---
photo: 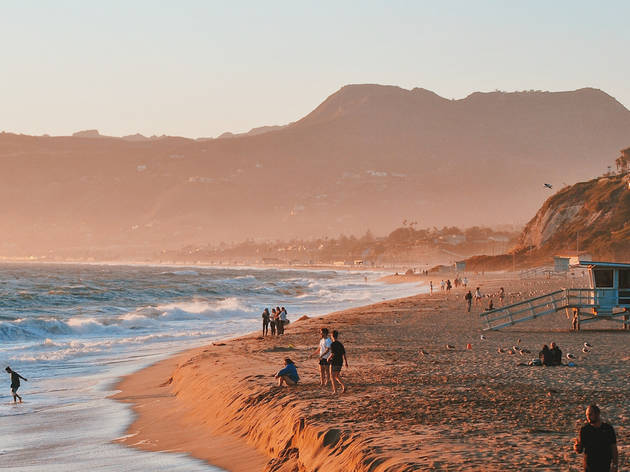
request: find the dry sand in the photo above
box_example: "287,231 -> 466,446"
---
114,272 -> 630,471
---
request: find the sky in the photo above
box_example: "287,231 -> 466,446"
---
1,0 -> 629,138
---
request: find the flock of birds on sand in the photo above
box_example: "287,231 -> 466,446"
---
417,338 -> 594,363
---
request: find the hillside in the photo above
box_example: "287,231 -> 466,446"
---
466,172 -> 630,270
2,84 -> 630,257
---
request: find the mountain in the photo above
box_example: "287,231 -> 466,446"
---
2,84 -> 630,258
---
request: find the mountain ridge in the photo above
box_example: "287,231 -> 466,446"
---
1,84 -> 630,257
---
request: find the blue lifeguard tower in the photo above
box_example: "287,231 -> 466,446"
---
480,261 -> 630,331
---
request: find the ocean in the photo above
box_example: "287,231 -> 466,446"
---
0,262 -> 424,471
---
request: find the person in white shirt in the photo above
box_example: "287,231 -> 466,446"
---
310,327 -> 332,387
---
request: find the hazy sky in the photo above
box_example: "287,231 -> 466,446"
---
2,1 -> 628,138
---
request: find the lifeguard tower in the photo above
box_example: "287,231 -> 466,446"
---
480,261 -> 630,331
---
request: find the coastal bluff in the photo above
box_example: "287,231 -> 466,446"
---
114,273 -> 630,471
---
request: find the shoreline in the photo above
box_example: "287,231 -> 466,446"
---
113,272 -> 630,471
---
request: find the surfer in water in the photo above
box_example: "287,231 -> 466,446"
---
6,366 -> 27,403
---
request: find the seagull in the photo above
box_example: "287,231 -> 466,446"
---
567,353 -> 576,360
419,349 -> 429,356
517,338 -> 521,344
446,344 -> 455,350
512,345 -> 520,352
544,183 -> 553,189
584,342 -> 592,348
480,335 -> 487,341
497,347 -> 505,354
582,347 -> 590,353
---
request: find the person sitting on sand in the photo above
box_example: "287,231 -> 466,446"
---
310,327 -> 332,387
6,366 -> 27,403
485,299 -> 494,311
550,342 -> 562,366
329,330 -> 348,394
262,308 -> 270,336
539,345 -> 553,366
274,358 -> 299,387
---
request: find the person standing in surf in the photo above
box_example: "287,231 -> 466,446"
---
6,366 -> 27,403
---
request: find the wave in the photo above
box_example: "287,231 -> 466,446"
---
0,297 -> 253,342
159,270 -> 199,276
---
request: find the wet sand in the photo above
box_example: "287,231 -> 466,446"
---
114,272 -> 630,471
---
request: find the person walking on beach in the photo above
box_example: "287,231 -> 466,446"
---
5,366 -> 27,403
573,404 -> 618,472
280,306 -> 288,330
274,358 -> 299,387
329,330 -> 348,394
446,279 -> 452,291
465,290 -> 473,312
474,287 -> 483,306
262,308 -> 270,336
270,309 -> 277,336
430,281 -> 433,294
310,327 -> 332,387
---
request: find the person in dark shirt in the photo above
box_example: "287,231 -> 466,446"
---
550,342 -> 562,366
274,358 -> 299,387
329,330 -> 348,394
261,308 -> 270,336
464,291 -> 473,312
574,404 -> 618,472
539,345 -> 553,366
5,366 -> 27,403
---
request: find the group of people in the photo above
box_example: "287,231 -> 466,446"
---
463,287 -> 506,312
539,342 -> 563,366
432,276 -> 469,294
261,306 -> 289,336
274,327 -> 348,394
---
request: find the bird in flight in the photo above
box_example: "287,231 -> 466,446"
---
544,183 -> 553,189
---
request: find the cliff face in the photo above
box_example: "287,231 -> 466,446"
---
517,174 -> 630,260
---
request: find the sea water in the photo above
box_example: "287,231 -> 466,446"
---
0,263 -> 424,471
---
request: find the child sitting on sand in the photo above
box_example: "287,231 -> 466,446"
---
275,358 -> 299,387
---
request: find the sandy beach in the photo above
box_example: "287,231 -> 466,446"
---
114,272 -> 630,471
